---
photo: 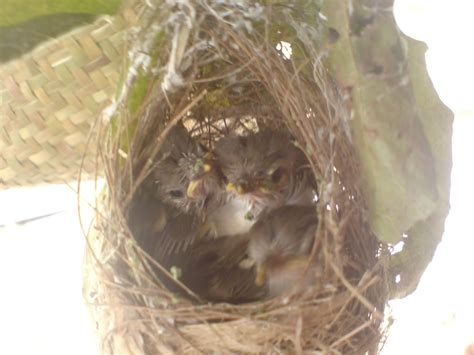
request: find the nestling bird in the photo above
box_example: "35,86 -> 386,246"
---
151,123 -> 224,217
151,123 -> 249,238
247,205 -> 319,298
154,128 -> 316,237
128,188 -> 264,303
130,126 -> 319,302
131,123 -> 220,266
133,122 -> 223,257
128,185 -> 204,263
214,130 -> 315,223
186,233 -> 266,303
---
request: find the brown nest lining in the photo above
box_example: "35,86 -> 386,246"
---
83,1 -> 390,354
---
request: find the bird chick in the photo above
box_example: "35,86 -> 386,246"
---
215,130 -> 315,221
187,233 -> 266,303
247,205 -> 319,298
128,185 -> 206,263
128,185 -> 228,301
128,189 -> 264,303
151,123 -> 224,217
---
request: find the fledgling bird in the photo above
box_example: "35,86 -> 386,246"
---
247,205 -> 319,298
131,123 -> 219,262
129,124 -> 267,303
128,188 -> 264,303
151,123 -> 250,240
151,123 -> 225,218
214,130 -> 315,225
132,123 -> 224,256
186,233 -> 266,303
128,185 -> 204,263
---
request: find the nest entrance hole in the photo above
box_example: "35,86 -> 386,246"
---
87,2 -> 390,353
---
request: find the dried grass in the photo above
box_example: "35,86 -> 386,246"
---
83,1 -> 390,354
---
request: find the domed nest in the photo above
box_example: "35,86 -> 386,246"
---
83,1 -> 389,354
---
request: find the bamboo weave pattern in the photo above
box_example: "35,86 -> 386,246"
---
0,12 -> 133,188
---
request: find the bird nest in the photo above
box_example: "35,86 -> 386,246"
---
83,1 -> 390,354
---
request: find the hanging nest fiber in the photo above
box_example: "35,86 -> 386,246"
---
83,1 -> 390,354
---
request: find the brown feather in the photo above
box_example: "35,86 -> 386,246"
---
247,205 -> 319,298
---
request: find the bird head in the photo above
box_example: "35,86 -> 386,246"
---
225,162 -> 290,196
216,131 -> 303,209
185,151 -> 222,200
152,125 -> 222,214
153,155 -> 193,212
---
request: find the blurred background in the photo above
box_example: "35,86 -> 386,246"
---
0,0 -> 472,354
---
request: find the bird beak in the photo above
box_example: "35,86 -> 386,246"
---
226,182 -> 236,192
255,263 -> 268,286
203,163 -> 212,173
187,179 -> 203,198
226,182 -> 248,195
239,258 -> 255,269
285,256 -> 310,269
258,184 -> 271,193
192,157 -> 214,178
236,184 -> 246,194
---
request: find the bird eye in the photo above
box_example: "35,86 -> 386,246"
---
270,167 -> 285,183
168,189 -> 184,198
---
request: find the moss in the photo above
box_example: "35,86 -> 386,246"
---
204,88 -> 231,109
128,72 -> 151,116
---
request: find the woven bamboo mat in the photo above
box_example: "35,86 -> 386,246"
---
0,9 -> 136,188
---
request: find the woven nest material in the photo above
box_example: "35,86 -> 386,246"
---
84,1 -> 390,354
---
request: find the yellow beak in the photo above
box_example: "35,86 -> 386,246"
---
203,163 -> 212,173
255,263 -> 268,286
285,256 -> 310,269
187,179 -> 202,198
226,182 -> 247,195
193,159 -> 213,175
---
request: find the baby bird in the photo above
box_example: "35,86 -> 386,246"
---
128,188 -> 264,303
151,123 -> 224,217
247,205 -> 319,298
128,184 -> 203,263
214,130 -> 315,222
131,123 -> 222,262
130,124 -> 263,302
186,233 -> 266,303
